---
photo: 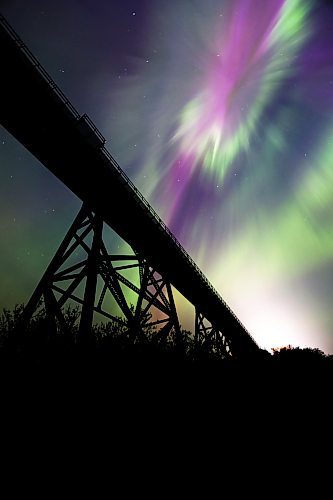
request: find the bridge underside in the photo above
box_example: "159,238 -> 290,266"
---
20,205 -> 232,359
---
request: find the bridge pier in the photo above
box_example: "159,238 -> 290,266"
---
19,204 -> 181,346
195,311 -> 232,359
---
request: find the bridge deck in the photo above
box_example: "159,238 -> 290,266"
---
0,14 -> 258,356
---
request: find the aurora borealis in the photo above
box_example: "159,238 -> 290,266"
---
1,0 -> 333,352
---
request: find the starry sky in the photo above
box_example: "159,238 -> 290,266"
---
1,0 -> 333,353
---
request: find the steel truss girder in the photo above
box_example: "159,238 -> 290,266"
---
195,310 -> 232,358
20,204 -> 181,343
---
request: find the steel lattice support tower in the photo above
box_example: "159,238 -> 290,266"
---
20,205 -> 181,346
195,312 -> 232,359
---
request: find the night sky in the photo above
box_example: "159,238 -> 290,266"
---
1,0 -> 333,353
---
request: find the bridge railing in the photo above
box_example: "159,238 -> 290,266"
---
0,13 -> 256,345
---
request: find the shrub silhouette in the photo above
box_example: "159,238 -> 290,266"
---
0,305 -> 332,380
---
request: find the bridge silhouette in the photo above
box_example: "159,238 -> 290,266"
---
0,14 -> 258,358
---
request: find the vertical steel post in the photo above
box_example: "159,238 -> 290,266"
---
79,214 -> 103,342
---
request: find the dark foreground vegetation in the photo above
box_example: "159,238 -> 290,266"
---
0,305 -> 332,448
1,305 -> 332,381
